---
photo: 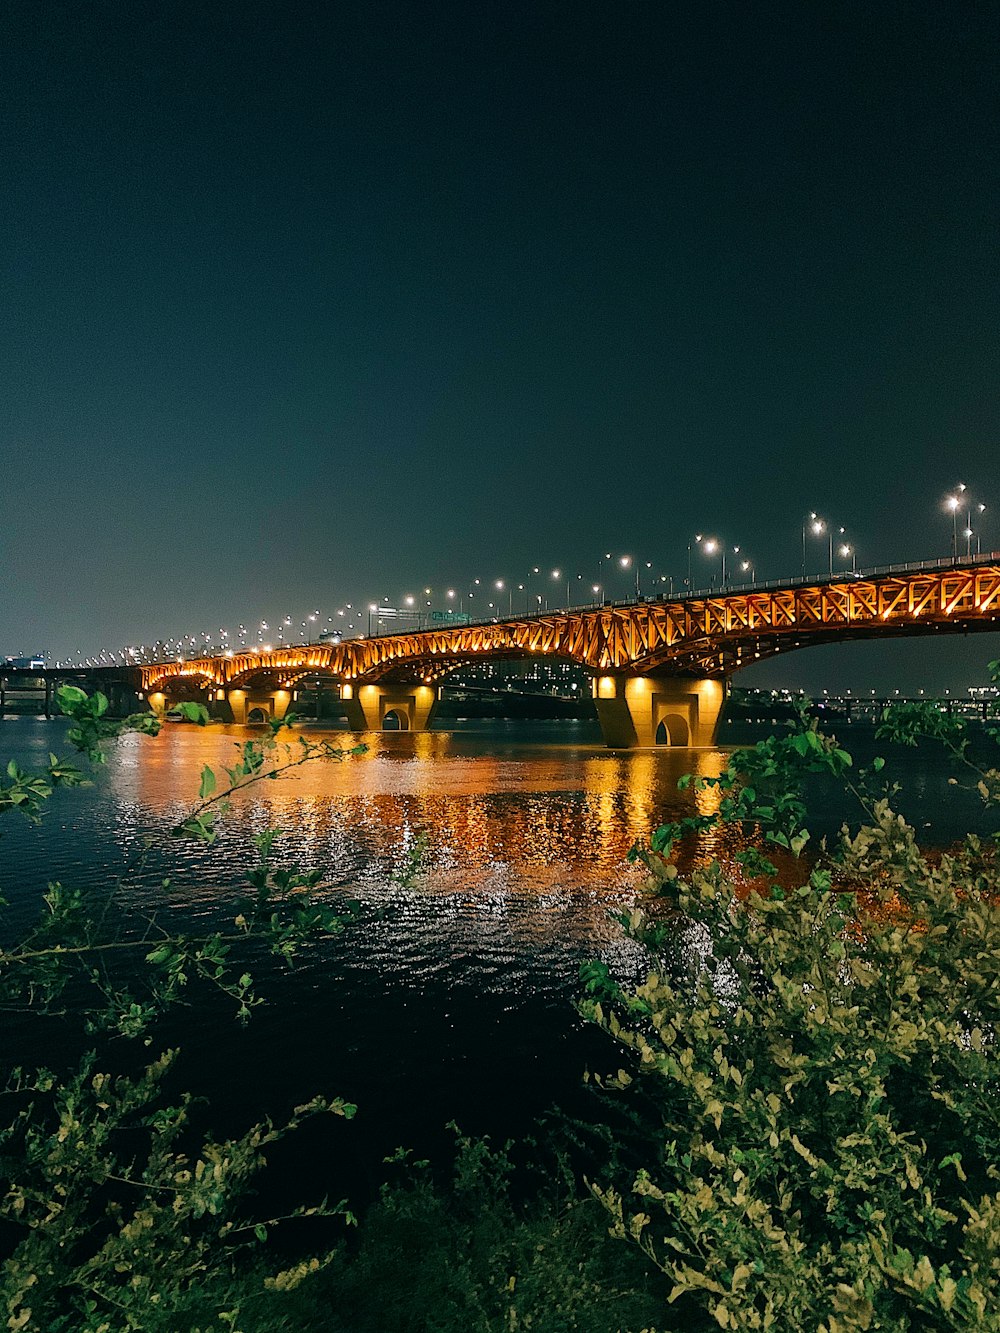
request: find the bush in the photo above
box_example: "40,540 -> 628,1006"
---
0,691 -> 365,1332
583,695 -> 1000,1330
8,682 -> 1000,1331
308,1133 -> 662,1333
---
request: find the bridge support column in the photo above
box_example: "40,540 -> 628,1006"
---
592,674 -> 727,748
353,682 -> 439,732
224,688 -> 295,725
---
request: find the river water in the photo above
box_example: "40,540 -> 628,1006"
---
0,715 -> 994,1198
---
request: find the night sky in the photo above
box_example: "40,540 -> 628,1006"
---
2,1 -> 997,690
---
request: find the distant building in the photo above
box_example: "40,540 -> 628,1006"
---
447,658 -> 588,697
3,655 -> 47,670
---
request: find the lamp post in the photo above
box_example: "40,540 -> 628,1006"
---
552,569 -> 569,608
945,486 -> 986,559
802,513 -> 819,576
962,499 -> 984,557
700,537 -> 726,587
687,535 -> 703,590
526,567 -> 540,613
804,515 -> 843,576
839,543 -> 857,573
805,515 -> 825,575
597,553 -> 614,604
946,486 -> 965,558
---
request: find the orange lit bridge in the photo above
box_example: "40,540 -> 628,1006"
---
132,557 -> 1000,747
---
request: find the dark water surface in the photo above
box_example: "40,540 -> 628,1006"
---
0,716 -> 994,1200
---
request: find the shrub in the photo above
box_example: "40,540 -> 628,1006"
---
583,694 -> 1000,1330
0,690 -> 365,1332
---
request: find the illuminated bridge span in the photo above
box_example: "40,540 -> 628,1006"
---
136,558 -> 1000,747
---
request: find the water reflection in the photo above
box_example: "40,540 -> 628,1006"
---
1,715 -> 991,1179
106,725 -> 740,917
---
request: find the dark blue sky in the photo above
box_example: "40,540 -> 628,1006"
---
2,0 -> 997,688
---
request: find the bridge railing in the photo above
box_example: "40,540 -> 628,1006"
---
50,551 -> 1000,665
363,550 -> 1000,636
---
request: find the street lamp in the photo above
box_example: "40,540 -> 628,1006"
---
945,485 -> 967,558
839,543 -> 857,573
804,515 -> 843,576
525,567 -> 540,613
598,553 -> 613,604
945,486 -> 986,559
619,555 -> 640,599
700,537 -> 726,586
801,512 -> 820,576
687,535 -> 703,590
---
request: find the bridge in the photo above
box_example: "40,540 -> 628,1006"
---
6,557 -> 999,747
132,557 -> 1000,746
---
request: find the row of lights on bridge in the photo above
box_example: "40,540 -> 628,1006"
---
59,484 -> 992,667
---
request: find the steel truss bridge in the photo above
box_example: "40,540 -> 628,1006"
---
132,557 -> 1000,746
5,558 -> 999,747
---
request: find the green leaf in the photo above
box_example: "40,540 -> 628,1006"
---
56,684 -> 88,712
199,766 -> 216,799
169,701 -> 210,725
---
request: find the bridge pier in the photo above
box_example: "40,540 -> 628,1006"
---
223,687 -> 294,725
349,682 -> 439,732
592,674 -> 727,748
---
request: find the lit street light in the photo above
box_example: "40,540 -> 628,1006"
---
525,566 -> 540,613
700,537 -> 726,586
804,515 -> 845,576
688,535 -> 703,590
619,555 -> 640,599
802,512 -> 819,576
945,485 -> 965,558
945,485 -> 986,559
598,553 -> 613,604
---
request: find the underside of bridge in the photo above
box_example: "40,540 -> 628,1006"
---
143,663 -> 723,747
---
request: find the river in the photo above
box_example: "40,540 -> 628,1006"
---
0,715 -> 994,1199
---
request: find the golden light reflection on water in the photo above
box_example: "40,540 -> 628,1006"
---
108,725 -> 747,938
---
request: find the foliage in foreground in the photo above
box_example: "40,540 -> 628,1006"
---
6,678 -> 1000,1330
0,689 -> 659,1332
583,673 -> 1000,1330
298,1133 -> 661,1333
0,690 -> 366,1332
